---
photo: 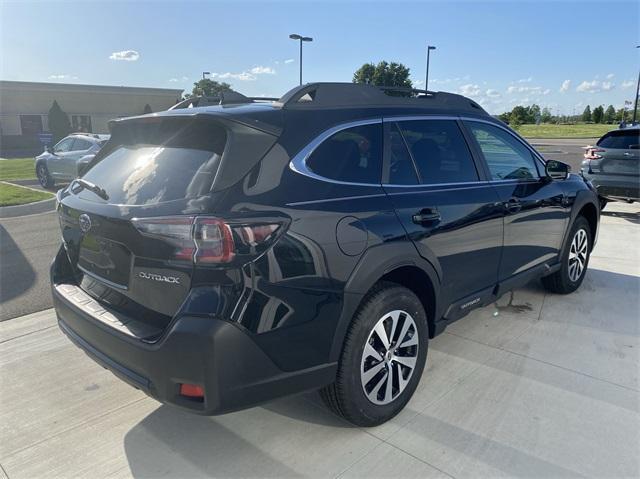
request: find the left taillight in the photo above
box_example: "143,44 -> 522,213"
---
132,216 -> 283,264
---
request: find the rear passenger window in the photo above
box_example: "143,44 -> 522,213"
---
72,139 -> 92,151
388,124 -> 419,185
306,124 -> 382,184
396,120 -> 478,184
597,130 -> 640,149
467,121 -> 540,180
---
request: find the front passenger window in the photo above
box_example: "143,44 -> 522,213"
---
467,122 -> 540,180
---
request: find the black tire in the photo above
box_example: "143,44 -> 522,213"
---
36,162 -> 54,189
320,282 -> 428,427
542,216 -> 591,294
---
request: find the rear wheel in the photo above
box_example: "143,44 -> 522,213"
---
36,163 -> 54,189
320,282 -> 428,427
542,216 -> 591,294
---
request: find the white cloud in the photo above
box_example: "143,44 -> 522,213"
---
413,79 -> 424,87
250,66 -> 276,75
109,50 -> 140,61
507,85 -> 544,94
486,89 -> 501,98
606,73 -> 615,79
211,71 -> 256,81
542,88 -> 551,95
48,74 -> 78,80
621,80 -> 635,89
576,79 -> 615,93
517,77 -> 533,83
169,78 -> 178,82
284,58 -> 295,64
560,79 -> 571,92
458,83 -> 481,97
169,76 -> 188,83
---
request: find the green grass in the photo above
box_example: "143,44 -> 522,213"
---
517,123 -> 613,139
0,182 -> 53,207
0,158 -> 36,181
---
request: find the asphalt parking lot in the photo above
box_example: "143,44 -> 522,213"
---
0,201 -> 638,478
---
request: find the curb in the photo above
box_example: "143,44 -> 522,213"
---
0,197 -> 56,218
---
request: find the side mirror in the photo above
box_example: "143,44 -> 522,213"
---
546,160 -> 570,180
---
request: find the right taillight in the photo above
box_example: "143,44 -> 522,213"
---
132,216 -> 283,264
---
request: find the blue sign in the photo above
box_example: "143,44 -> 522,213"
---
38,132 -> 54,145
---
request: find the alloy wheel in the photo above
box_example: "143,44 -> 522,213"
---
568,228 -> 588,282
37,165 -> 48,186
360,310 -> 419,405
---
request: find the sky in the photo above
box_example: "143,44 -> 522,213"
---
1,0 -> 638,115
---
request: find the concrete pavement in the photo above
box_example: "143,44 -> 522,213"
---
0,202 -> 638,478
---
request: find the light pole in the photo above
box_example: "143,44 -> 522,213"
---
202,71 -> 210,80
425,45 -> 436,91
633,46 -> 640,124
289,33 -> 313,85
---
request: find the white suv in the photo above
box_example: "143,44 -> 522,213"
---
35,133 -> 109,188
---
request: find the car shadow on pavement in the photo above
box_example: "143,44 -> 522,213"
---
0,224 -> 36,308
600,209 -> 640,224
123,399 -> 338,478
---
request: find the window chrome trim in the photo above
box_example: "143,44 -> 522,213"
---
288,118 -> 383,187
382,115 -> 459,122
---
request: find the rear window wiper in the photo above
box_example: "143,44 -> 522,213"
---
71,178 -> 109,201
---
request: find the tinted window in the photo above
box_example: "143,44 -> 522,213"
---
72,138 -> 92,151
306,124 -> 382,184
467,121 -> 540,180
79,119 -> 226,205
388,124 -> 419,185
396,120 -> 478,184
597,130 -> 640,149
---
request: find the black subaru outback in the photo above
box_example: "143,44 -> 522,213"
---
52,83 -> 600,426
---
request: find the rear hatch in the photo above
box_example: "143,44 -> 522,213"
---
56,114 -> 277,334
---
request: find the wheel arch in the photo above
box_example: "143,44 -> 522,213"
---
329,242 -> 441,362
577,201 -> 598,251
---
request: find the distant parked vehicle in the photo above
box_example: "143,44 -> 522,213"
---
35,133 -> 109,188
581,126 -> 640,208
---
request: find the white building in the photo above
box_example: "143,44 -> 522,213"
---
0,81 -> 183,155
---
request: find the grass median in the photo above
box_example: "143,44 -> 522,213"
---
0,158 -> 36,181
517,123 -> 612,139
0,182 -> 53,207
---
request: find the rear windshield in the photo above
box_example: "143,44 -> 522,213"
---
597,130 -> 640,149
79,118 -> 226,205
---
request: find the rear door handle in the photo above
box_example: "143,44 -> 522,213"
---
412,208 -> 441,225
504,198 -> 522,214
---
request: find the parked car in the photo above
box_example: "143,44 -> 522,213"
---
35,133 -> 109,188
51,83 -> 600,426
581,126 -> 640,207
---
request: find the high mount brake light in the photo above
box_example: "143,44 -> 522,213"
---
132,216 -> 281,264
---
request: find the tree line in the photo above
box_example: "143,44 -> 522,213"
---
497,103 -> 631,127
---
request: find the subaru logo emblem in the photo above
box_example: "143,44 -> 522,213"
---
79,214 -> 92,233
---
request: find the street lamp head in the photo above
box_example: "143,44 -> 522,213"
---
302,36 -> 313,42
428,45 -> 436,50
289,34 -> 302,40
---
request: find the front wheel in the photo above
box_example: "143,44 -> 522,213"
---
320,282 -> 428,427
542,216 -> 591,294
36,163 -> 54,189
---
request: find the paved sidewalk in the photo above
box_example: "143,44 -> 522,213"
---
1,203 -> 638,478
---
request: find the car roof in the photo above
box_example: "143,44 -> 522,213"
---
110,83 -> 492,137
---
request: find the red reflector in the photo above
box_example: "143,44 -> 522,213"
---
179,383 -> 204,398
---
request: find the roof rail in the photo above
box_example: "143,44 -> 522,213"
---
169,91 -> 278,110
277,82 -> 486,113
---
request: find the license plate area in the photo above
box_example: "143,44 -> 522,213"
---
78,235 -> 132,289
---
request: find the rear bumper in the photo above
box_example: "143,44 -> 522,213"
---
581,172 -> 640,201
52,275 -> 336,415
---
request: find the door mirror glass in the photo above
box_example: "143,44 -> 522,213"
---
545,160 -> 570,180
